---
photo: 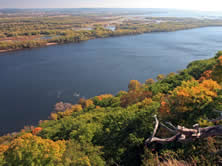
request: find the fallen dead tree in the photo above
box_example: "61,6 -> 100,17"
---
145,112 -> 222,145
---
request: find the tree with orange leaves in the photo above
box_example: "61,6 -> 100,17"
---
120,89 -> 152,107
128,80 -> 142,91
32,127 -> 43,135
78,98 -> 94,109
159,98 -> 171,118
145,78 -> 155,85
199,70 -> 213,82
0,144 -> 8,165
93,94 -> 114,107
170,79 -> 221,113
95,94 -> 113,101
84,99 -> 94,109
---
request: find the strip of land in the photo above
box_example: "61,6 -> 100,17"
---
1,12 -> 222,53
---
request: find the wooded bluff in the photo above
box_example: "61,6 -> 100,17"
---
1,51 -> 222,165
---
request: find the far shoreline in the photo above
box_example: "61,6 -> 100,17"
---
0,43 -> 58,54
0,25 -> 222,54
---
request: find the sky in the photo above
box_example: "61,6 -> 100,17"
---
0,0 -> 222,11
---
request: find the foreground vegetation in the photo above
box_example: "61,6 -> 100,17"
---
1,12 -> 222,52
0,51 -> 222,165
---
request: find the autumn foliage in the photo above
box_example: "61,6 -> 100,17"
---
170,79 -> 221,112
121,89 -> 152,107
136,97 -> 153,108
159,98 -> 171,118
92,94 -> 115,107
95,94 -> 113,101
199,70 -> 213,82
128,80 -> 142,91
32,127 -> 43,135
156,74 -> 165,81
51,104 -> 83,120
3,133 -> 66,165
0,145 -> 8,165
145,78 -> 155,85
1,52 -> 222,165
79,98 -> 94,109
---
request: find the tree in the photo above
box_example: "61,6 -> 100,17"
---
93,94 -> 114,107
199,70 -> 213,82
120,90 -> 152,107
128,80 -> 142,91
57,104 -> 83,119
157,74 -> 165,81
170,79 -> 221,113
146,114 -> 222,145
54,102 -> 72,112
212,56 -> 222,83
32,127 -> 43,135
4,133 -> 66,166
62,141 -> 105,166
0,145 -> 8,165
215,51 -> 222,58
145,79 -> 155,85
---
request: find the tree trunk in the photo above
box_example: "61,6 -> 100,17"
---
145,115 -> 222,145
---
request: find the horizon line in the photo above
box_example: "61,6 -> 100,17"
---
0,7 -> 221,13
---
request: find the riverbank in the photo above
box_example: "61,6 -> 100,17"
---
1,24 -> 222,54
0,42 -> 58,54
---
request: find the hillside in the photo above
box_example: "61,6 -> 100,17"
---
1,51 -> 222,166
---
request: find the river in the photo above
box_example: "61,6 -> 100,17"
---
0,27 -> 222,135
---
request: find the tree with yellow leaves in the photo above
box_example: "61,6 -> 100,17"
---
128,80 -> 142,91
171,79 -> 221,113
156,74 -> 165,81
0,144 -> 8,165
3,133 -> 66,166
78,98 -> 94,109
145,78 -> 155,85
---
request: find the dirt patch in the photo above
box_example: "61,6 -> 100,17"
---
46,42 -> 57,46
0,49 -> 10,53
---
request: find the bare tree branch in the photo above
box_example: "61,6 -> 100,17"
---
152,115 -> 159,138
145,115 -> 159,144
145,115 -> 222,145
160,122 -> 177,134
165,122 -> 177,130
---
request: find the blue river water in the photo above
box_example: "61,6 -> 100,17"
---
0,27 -> 222,135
